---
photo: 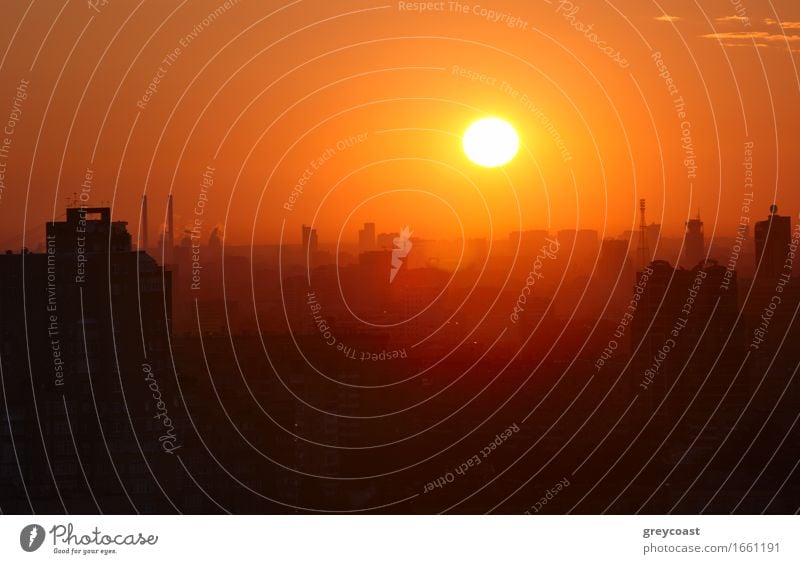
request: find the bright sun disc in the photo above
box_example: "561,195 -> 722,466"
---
463,117 -> 519,167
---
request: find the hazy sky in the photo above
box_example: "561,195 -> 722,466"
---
0,0 -> 798,248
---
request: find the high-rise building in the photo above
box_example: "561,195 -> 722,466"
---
754,204 -> 791,280
302,224 -> 318,254
509,229 -> 550,258
1,206 -> 174,512
46,206 -> 132,254
683,213 -> 705,268
358,222 -> 375,252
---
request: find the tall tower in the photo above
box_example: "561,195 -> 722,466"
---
167,194 -> 175,262
637,198 -> 650,270
141,195 -> 149,252
302,224 -> 318,254
683,212 -> 705,268
358,222 -> 376,252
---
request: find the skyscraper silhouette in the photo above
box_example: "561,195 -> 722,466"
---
0,206 -> 174,513
754,204 -> 791,280
358,222 -> 375,252
683,213 -> 705,268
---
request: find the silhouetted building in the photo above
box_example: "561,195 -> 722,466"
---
683,213 -> 705,268
509,229 -> 549,257
208,226 -> 222,249
302,224 -> 318,254
46,207 -> 131,254
754,204 -> 791,280
4,203 -> 800,516
0,207 -> 174,513
358,222 -> 375,252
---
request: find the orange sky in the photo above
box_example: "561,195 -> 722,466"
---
0,0 -> 798,249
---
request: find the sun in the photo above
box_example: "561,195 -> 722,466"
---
463,117 -> 519,167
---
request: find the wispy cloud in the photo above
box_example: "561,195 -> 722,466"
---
718,41 -> 770,49
702,15 -> 800,53
654,15 -> 680,23
716,15 -> 750,24
702,31 -> 800,43
764,18 -> 800,30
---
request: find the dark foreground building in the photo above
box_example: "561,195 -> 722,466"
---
0,207 -> 179,513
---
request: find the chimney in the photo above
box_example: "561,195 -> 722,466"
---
141,195 -> 149,251
167,194 -> 174,258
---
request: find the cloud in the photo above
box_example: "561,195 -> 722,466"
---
702,31 -> 800,43
718,41 -> 770,49
654,15 -> 680,23
764,18 -> 800,30
701,21 -> 800,55
716,15 -> 751,24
